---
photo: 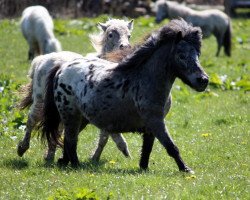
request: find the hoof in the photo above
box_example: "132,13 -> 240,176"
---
139,163 -> 148,170
57,158 -> 69,166
17,141 -> 29,157
91,154 -> 100,163
180,166 -> 195,174
71,161 -> 80,168
122,149 -> 131,158
44,150 -> 55,162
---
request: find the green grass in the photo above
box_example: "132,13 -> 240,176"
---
0,16 -> 249,199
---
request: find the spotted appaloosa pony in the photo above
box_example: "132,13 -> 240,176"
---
41,19 -> 209,173
17,18 -> 134,162
155,0 -> 231,57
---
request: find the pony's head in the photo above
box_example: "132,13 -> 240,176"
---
90,18 -> 133,55
44,38 -> 62,54
165,19 -> 208,92
155,0 -> 169,23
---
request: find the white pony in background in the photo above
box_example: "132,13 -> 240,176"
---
21,6 -> 62,60
18,18 -> 134,162
155,0 -> 231,56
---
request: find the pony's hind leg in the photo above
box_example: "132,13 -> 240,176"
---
17,115 -> 35,157
17,103 -> 40,157
44,137 -> 57,162
110,133 -> 131,158
215,32 -> 223,57
139,133 -> 155,170
91,131 -> 131,162
58,115 -> 88,167
91,130 -> 109,162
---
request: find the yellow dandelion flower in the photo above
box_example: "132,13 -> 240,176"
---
109,160 -> 116,164
185,175 -> 196,180
201,133 -> 210,137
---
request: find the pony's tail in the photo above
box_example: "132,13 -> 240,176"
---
40,65 -> 62,147
18,56 -> 41,110
223,20 -> 232,57
18,82 -> 33,110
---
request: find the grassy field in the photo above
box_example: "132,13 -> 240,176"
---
0,15 -> 249,199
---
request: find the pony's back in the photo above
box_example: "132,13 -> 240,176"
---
166,1 -> 194,18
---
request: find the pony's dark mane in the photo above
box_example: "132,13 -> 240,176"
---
102,33 -> 151,63
109,18 -> 202,71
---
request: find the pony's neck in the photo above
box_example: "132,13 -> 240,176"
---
139,44 -> 176,104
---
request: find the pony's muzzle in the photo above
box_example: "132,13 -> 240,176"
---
197,76 -> 208,85
120,44 -> 131,49
196,75 -> 209,91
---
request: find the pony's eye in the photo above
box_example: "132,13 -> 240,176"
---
128,35 -> 131,39
108,33 -> 113,38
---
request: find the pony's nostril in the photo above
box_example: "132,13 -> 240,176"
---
120,44 -> 131,49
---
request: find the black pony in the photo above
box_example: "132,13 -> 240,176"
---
41,19 -> 209,173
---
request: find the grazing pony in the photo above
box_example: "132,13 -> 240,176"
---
41,19 -> 209,173
155,0 -> 231,56
21,6 -> 62,60
17,18 -> 134,162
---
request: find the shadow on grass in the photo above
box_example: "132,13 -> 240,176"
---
1,157 -> 185,177
1,158 -> 29,170
41,158 -> 179,176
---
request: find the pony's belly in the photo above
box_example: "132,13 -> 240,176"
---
92,115 -> 144,133
83,102 -> 144,133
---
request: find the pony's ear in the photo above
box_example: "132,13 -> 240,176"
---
175,31 -> 183,43
128,19 -> 134,30
98,22 -> 107,31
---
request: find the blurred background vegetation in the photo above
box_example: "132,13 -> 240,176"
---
0,0 -> 229,19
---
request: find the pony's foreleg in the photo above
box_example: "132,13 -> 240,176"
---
145,119 -> 194,173
91,130 -> 109,162
110,133 -> 131,158
139,133 -> 155,170
28,40 -> 36,60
